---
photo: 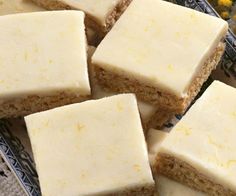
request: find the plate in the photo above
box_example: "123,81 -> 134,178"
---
0,1 -> 235,195
0,119 -> 40,196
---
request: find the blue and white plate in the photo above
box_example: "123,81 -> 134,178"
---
0,1 -> 235,196
0,119 -> 40,196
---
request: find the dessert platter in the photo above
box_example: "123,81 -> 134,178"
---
0,0 -> 235,196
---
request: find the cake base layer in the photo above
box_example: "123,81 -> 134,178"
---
30,0 -> 132,37
144,109 -> 174,131
103,184 -> 155,196
155,153 -> 235,196
93,42 -> 225,114
0,92 -> 89,118
30,0 -> 69,10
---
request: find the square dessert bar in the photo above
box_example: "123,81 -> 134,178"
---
0,11 -> 90,118
25,94 -> 155,196
146,129 -> 205,196
92,0 -> 228,114
156,81 -> 236,195
30,0 -> 132,37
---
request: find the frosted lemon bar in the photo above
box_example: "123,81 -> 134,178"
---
0,0 -> 44,15
146,129 -> 205,196
92,0 -> 228,114
0,11 -> 90,118
30,0 -> 132,37
156,81 -> 236,195
25,94 -> 155,196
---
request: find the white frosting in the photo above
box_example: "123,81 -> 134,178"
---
0,0 -> 44,15
25,94 -> 154,196
156,175 -> 205,196
92,0 -> 228,97
147,129 -> 168,166
92,83 -> 157,123
160,81 -> 236,192
61,0 -> 121,25
0,11 -> 90,100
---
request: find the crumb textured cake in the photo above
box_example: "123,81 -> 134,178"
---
92,0 -> 228,114
25,94 -> 155,196
156,81 -> 236,195
0,11 -> 90,118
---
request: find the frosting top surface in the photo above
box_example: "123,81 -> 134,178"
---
92,0 -> 228,96
25,94 -> 154,196
0,11 -> 90,99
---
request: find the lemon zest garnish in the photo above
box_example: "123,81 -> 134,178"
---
116,101 -> 124,112
167,64 -> 174,72
176,124 -> 192,136
226,160 -> 236,168
77,123 -> 85,132
133,164 -> 141,172
208,135 -> 224,149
